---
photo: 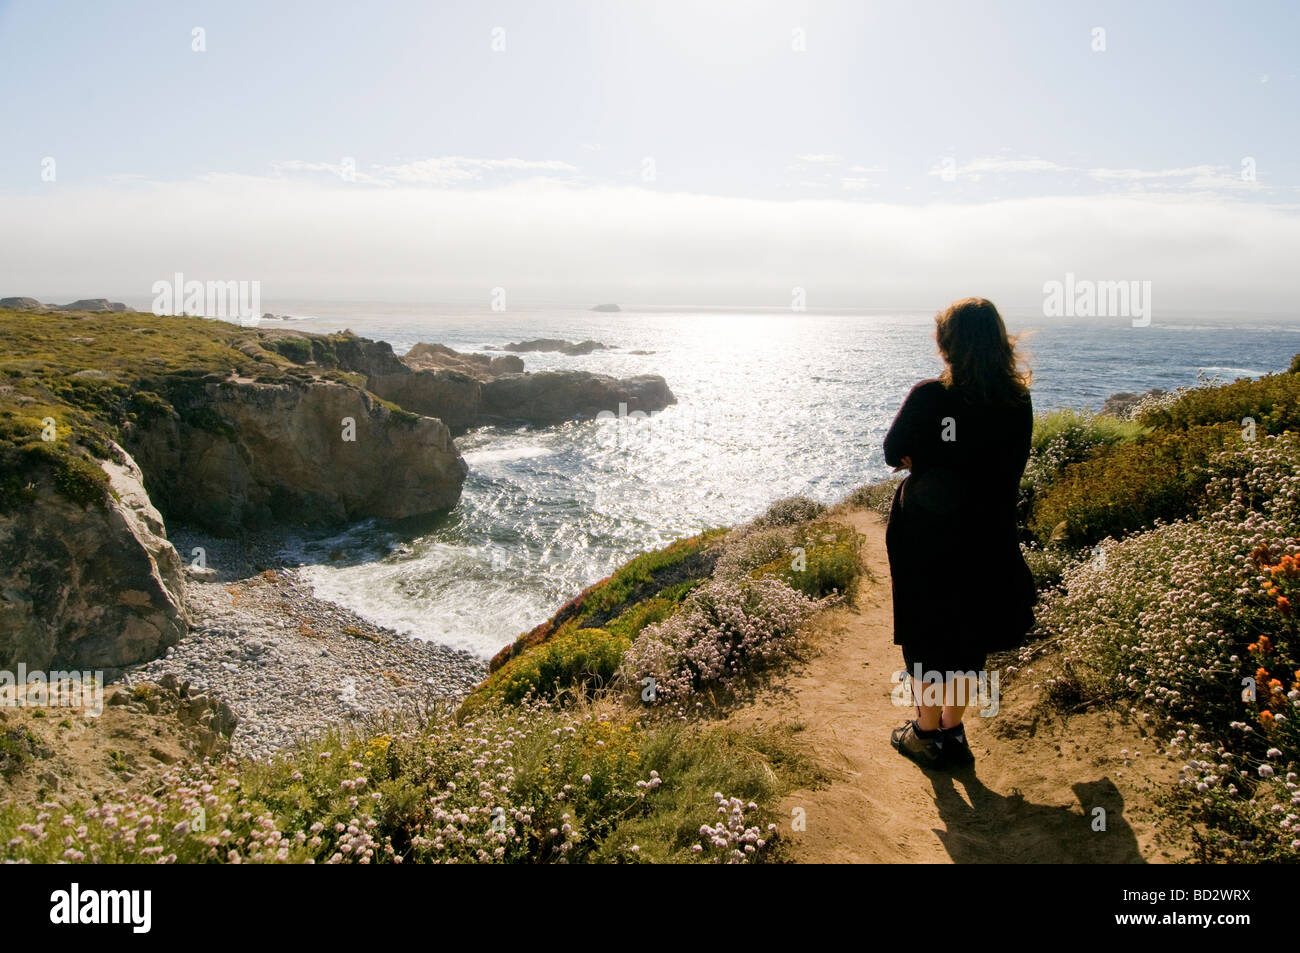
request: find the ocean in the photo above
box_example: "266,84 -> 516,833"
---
239,305 -> 1300,659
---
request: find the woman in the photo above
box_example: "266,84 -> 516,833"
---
883,297 -> 1036,769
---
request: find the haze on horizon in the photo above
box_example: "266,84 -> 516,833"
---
0,0 -> 1297,315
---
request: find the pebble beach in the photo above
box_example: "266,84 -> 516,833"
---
123,528 -> 487,761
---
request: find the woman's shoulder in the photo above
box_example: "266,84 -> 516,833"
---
906,378 -> 948,399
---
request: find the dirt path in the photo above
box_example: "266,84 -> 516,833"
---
729,508 -> 1184,863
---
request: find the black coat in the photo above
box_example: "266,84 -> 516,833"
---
883,378 -> 1036,656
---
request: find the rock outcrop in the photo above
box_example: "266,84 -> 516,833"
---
55,299 -> 129,313
127,378 -> 467,535
0,442 -> 186,672
0,297 -> 43,310
0,297 -> 128,313
591,303 -> 621,312
262,330 -> 676,434
1101,389 -> 1165,418
108,673 -> 239,757
366,368 -> 482,432
499,339 -> 610,356
480,372 -> 676,427
402,342 -> 524,376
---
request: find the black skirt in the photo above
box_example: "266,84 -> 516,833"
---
886,475 -> 1035,664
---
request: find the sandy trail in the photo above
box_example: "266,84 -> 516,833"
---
727,508 -> 1182,863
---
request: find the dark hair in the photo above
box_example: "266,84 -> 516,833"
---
934,297 -> 1031,404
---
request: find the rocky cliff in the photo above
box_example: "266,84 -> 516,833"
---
0,308 -> 473,671
127,377 -> 466,535
0,441 -> 186,672
0,305 -> 677,674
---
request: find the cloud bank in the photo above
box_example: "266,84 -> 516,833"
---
2,175 -> 1296,314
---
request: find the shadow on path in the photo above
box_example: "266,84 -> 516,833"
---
924,769 -> 1145,863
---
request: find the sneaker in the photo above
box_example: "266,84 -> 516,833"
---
890,719 -> 943,766
940,722 -> 975,768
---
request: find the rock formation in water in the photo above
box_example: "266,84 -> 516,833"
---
262,329 -> 675,434
479,371 -> 675,427
499,339 -> 611,356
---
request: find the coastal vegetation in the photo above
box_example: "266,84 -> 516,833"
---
1016,361 -> 1300,861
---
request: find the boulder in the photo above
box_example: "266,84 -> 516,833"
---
0,442 -> 187,672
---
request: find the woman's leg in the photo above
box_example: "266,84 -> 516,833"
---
941,675 -> 980,729
910,672 -> 943,732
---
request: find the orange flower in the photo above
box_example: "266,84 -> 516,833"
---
1279,596 -> 1293,616
1260,710 -> 1275,726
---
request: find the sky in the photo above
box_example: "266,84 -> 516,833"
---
0,0 -> 1297,313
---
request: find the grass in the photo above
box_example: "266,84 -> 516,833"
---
751,520 -> 863,600
834,478 -> 900,518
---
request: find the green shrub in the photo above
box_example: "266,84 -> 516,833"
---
1031,423 -> 1237,547
1019,409 -> 1146,526
1138,369 -> 1300,436
473,627 -> 630,709
1032,407 -> 1145,454
486,530 -> 725,677
1290,352 -> 1299,374
576,531 -> 725,620
9,441 -> 110,510
272,337 -> 313,364
716,520 -> 862,600
606,591 -> 691,641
